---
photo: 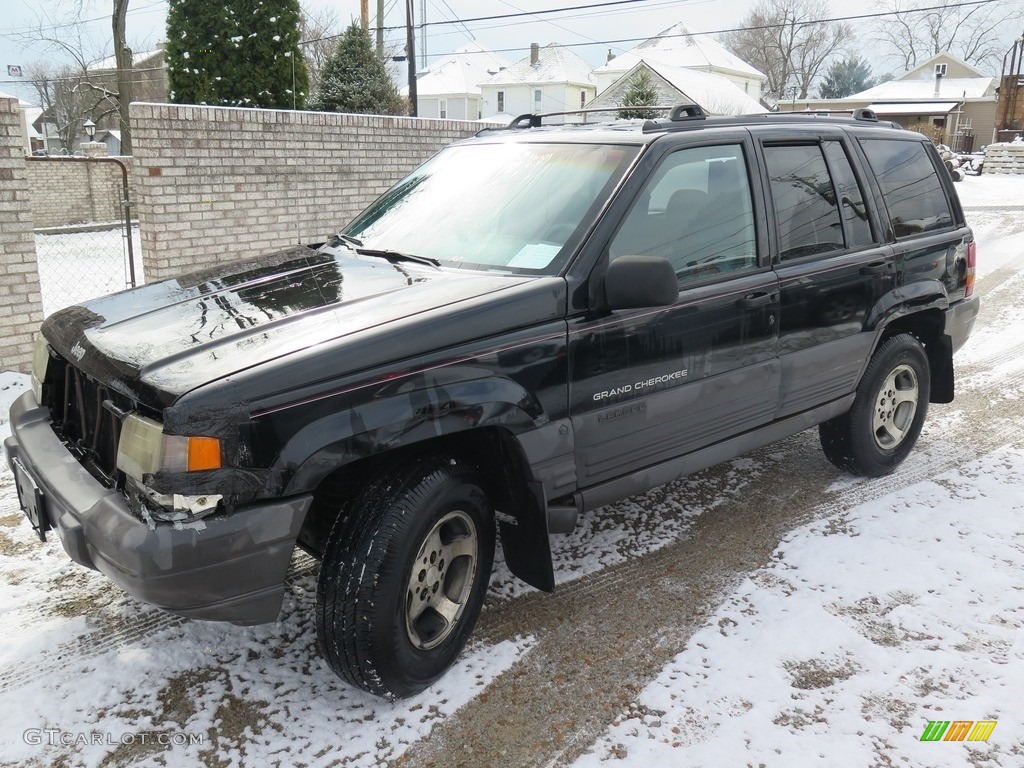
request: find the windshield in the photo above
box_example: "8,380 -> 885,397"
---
344,141 -> 640,274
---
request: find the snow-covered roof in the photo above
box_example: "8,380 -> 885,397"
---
594,22 -> 765,81
481,44 -> 593,87
850,77 -> 994,101
405,42 -> 510,98
23,106 -> 44,139
650,62 -> 765,114
89,48 -> 164,71
866,101 -> 960,116
590,61 -> 765,116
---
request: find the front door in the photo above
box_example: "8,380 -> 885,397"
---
569,137 -> 780,488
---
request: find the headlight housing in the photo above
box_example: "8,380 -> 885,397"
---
31,333 -> 49,402
116,414 -> 222,482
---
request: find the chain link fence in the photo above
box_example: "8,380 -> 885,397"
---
35,224 -> 142,316
26,157 -> 142,317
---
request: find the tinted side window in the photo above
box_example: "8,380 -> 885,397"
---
609,144 -> 757,284
860,139 -> 953,237
763,144 -> 843,260
823,141 -> 873,248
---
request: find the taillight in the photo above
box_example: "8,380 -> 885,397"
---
965,240 -> 976,298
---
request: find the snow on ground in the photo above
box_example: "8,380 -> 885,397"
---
0,371 -> 30,473
572,446 -> 1024,767
35,225 -> 144,317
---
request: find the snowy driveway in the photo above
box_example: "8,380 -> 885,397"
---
1,175 -> 1023,767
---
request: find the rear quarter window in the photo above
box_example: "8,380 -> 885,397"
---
859,139 -> 953,238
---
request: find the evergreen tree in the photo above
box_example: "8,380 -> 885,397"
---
312,22 -> 407,115
617,68 -> 660,120
818,57 -> 878,99
166,0 -> 309,109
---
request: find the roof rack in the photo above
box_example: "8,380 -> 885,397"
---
747,107 -> 879,122
475,104 -> 896,137
503,105 -> 677,130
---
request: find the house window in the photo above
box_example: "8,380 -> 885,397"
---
934,63 -> 947,77
439,99 -> 447,119
534,89 -> 542,111
580,90 -> 587,108
497,91 -> 505,113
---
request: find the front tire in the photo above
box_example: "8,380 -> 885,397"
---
819,333 -> 930,477
315,454 -> 495,698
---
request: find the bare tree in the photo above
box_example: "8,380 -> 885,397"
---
24,61 -> 114,152
300,5 -> 343,94
112,0 -> 133,154
722,0 -> 854,103
5,0 -> 137,152
871,0 -> 1013,73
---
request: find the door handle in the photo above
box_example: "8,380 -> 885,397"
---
738,292 -> 772,309
859,261 -> 889,275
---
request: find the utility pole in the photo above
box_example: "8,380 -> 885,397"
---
376,0 -> 385,57
420,0 -> 427,70
406,0 -> 417,117
360,0 -> 369,30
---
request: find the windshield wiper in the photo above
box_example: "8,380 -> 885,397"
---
331,233 -> 364,249
355,248 -> 442,268
330,234 -> 440,268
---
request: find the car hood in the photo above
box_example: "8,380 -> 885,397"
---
41,245 -> 536,409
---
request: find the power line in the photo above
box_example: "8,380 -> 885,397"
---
378,0 -> 1005,32
380,0 -> 695,31
299,0 -> 1009,54
417,0 -> 1011,57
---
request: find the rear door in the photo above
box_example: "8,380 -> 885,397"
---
568,132 -> 780,488
756,129 -> 895,418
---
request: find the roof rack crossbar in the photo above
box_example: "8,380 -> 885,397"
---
506,105 -> 676,130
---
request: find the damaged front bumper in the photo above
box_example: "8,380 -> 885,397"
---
4,391 -> 312,625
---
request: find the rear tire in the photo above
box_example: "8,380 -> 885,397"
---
819,333 -> 930,477
315,454 -> 495,699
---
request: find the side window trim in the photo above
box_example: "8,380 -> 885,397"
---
820,139 -> 878,248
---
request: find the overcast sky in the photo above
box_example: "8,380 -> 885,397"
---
2,0 -> 1023,104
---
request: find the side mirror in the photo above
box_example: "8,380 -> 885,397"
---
604,255 -> 678,310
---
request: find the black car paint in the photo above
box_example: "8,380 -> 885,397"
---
8,116 -> 980,623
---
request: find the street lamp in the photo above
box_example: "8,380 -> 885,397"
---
83,118 -> 96,141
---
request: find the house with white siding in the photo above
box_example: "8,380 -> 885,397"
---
593,22 -> 765,103
405,42 -> 510,120
586,61 -> 766,117
479,43 -> 595,123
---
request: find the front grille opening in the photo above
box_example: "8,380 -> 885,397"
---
43,353 -> 136,489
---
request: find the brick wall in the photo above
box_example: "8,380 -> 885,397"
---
26,156 -> 133,229
129,103 -> 481,283
0,97 -> 44,372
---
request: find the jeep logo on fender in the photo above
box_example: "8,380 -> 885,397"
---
70,342 -> 86,361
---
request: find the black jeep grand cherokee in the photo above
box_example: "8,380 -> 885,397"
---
6,107 -> 979,698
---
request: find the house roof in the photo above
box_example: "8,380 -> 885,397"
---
590,61 -> 766,116
866,101 -> 960,116
481,43 -> 594,87
594,22 -> 765,81
23,106 -> 44,139
850,76 -> 994,101
403,42 -> 510,98
89,48 -> 165,72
